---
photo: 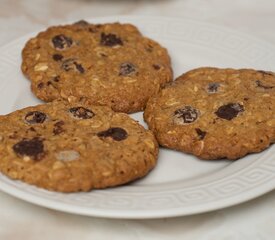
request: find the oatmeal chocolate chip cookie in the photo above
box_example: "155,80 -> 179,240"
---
21,20 -> 173,113
0,99 -> 158,192
144,67 -> 275,160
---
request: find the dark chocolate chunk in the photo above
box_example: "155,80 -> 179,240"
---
52,54 -> 64,61
215,103 -> 244,120
207,82 -> 220,93
119,62 -> 136,76
25,111 -> 47,124
152,64 -> 161,70
13,138 -> 44,160
69,107 -> 95,119
61,59 -> 85,73
100,33 -> 123,47
53,121 -> 65,135
97,127 -> 128,141
174,106 -> 200,125
52,34 -> 73,50
195,128 -> 207,140
255,80 -> 274,89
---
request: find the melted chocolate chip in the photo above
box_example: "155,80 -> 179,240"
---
207,82 -> 220,93
100,33 -> 123,47
53,121 -> 65,135
119,62 -> 136,76
97,127 -> 128,141
52,34 -> 73,50
255,80 -> 274,89
173,106 -> 200,125
195,128 -> 207,140
215,103 -> 244,120
69,107 -> 95,119
25,111 -> 47,124
13,138 -> 44,160
152,64 -> 161,70
61,59 -> 85,73
52,54 -> 63,61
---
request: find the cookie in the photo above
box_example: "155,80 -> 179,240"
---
0,100 -> 158,192
144,67 -> 275,160
21,20 -> 173,113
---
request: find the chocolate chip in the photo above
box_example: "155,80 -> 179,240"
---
207,82 -> 220,93
255,80 -> 274,89
244,97 -> 249,101
13,138 -> 44,160
25,111 -> 47,124
173,106 -> 200,125
97,127 -> 128,141
215,103 -> 244,120
69,107 -> 95,119
53,121 -> 65,135
74,62 -> 85,73
100,33 -> 123,47
52,54 -> 63,61
195,128 -> 207,140
61,59 -> 85,73
52,34 -> 73,50
152,64 -> 161,70
119,62 -> 136,76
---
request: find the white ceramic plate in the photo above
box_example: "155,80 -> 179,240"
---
0,16 -> 275,219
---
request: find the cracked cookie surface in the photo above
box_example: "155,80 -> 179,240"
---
0,100 -> 158,192
21,20 -> 173,113
144,67 -> 275,160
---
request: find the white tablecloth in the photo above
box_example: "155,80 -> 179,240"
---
0,0 -> 275,239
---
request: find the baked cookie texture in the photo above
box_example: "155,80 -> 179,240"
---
0,100 -> 158,192
21,20 -> 173,113
144,67 -> 275,160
